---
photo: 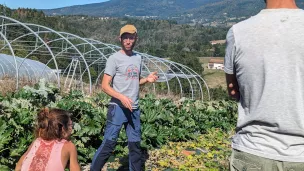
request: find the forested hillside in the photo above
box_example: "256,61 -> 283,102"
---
65,16 -> 227,57
42,0 -> 304,25
0,6 -> 84,36
43,0 -> 218,18
0,5 -> 228,73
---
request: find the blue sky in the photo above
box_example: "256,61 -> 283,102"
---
0,0 -> 109,9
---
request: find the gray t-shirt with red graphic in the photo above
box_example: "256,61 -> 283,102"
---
104,51 -> 142,109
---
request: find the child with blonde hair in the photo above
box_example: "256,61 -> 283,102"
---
15,108 -> 80,171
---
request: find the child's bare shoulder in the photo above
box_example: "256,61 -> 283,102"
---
63,141 -> 77,151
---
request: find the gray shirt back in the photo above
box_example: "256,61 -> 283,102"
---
104,51 -> 142,109
225,9 -> 304,162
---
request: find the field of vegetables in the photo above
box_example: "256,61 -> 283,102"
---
0,80 -> 237,170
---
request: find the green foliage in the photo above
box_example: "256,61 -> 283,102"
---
11,79 -> 59,107
170,52 -> 203,74
213,44 -> 226,57
55,96 -> 107,162
66,17 -> 228,61
147,128 -> 233,170
103,128 -> 233,170
0,81 -> 237,168
209,86 -> 229,101
0,5 -> 230,76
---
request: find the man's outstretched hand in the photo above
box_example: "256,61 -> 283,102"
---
146,71 -> 158,83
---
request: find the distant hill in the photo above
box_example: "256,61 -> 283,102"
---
42,0 -> 219,17
42,0 -> 304,24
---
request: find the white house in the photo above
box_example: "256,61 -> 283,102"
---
209,40 -> 226,45
208,58 -> 224,70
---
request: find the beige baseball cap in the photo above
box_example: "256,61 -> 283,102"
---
120,24 -> 137,36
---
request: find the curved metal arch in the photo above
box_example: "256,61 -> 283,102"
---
0,30 -> 56,81
91,43 -> 172,95
0,26 -> 91,90
84,38 -> 119,53
35,32 -> 111,92
0,31 -> 18,88
41,42 -> 93,90
94,60 -> 157,93
170,61 -> 203,100
19,25 -> 95,92
102,43 -> 173,94
16,58 -> 32,81
171,61 -> 205,100
138,61 -> 157,93
3,34 -> 68,81
58,31 -> 109,55
0,16 -> 210,100
90,42 -> 158,93
139,53 -> 185,98
18,23 -> 104,93
0,16 -> 61,88
150,56 -> 205,100
156,57 -> 195,99
177,63 -> 210,100
140,53 -> 208,100
59,41 -> 109,73
136,53 -> 171,95
58,31 -> 120,90
3,24 -> 98,93
94,69 -> 104,87
0,62 -> 6,75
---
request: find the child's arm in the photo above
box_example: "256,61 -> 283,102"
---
15,142 -> 34,171
67,142 -> 81,171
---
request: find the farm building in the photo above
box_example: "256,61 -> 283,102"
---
208,58 -> 224,70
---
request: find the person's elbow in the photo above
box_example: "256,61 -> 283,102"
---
101,83 -> 108,93
70,164 -> 81,171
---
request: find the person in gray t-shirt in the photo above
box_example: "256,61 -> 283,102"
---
91,25 -> 158,171
225,0 -> 304,170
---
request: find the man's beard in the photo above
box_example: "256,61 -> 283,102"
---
121,41 -> 136,52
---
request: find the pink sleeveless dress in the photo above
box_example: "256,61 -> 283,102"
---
21,138 -> 66,171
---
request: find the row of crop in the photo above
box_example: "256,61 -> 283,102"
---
0,80 -> 237,170
102,128 -> 233,171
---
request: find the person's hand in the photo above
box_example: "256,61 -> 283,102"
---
119,95 -> 133,111
146,71 -> 158,83
228,83 -> 240,101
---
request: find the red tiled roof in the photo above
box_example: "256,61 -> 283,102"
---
209,59 -> 224,64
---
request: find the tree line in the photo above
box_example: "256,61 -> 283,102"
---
0,5 -> 228,74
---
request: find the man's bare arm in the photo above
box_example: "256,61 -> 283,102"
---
101,74 -> 133,111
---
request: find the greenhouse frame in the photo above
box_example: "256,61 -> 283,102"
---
0,15 -> 210,100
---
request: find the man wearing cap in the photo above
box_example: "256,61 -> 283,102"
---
90,25 -> 158,171
225,0 -> 304,170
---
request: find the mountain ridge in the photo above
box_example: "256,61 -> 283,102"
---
42,0 -> 304,24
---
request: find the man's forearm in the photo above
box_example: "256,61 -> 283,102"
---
101,84 -> 122,100
226,73 -> 240,101
139,77 -> 148,85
